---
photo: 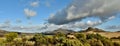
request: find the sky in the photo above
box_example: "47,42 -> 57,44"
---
0,0 -> 120,33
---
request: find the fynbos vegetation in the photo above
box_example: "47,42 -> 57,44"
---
0,31 -> 120,46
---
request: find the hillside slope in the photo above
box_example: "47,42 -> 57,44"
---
80,27 -> 120,38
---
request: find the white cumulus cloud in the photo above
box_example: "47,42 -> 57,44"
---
24,8 -> 37,17
30,1 -> 39,7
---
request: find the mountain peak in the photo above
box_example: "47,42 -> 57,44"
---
84,27 -> 105,32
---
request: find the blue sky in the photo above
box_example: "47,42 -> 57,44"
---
0,0 -> 73,32
0,0 -> 71,25
0,0 -> 120,33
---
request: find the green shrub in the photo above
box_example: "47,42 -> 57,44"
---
5,32 -> 18,42
55,43 -> 64,46
113,42 -> 120,46
13,38 -> 23,46
33,33 -> 48,46
101,39 -> 114,46
74,33 -> 86,39
87,34 -> 107,40
83,43 -> 91,46
55,32 -> 65,37
87,34 -> 95,39
63,39 -> 84,46
0,38 -> 5,46
45,36 -> 54,44
88,39 -> 103,46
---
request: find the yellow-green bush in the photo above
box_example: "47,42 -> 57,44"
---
0,38 -> 6,46
5,32 -> 18,42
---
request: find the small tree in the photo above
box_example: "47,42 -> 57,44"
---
5,32 -> 18,42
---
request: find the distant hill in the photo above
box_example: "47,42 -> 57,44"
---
0,29 -> 9,37
0,29 -> 35,37
77,27 -> 120,38
80,27 -> 106,32
117,31 -> 120,32
43,28 -> 75,35
1,27 -> 120,38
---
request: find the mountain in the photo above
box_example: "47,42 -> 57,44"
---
80,27 -> 106,32
52,28 -> 75,33
86,27 -> 105,32
43,28 -> 75,35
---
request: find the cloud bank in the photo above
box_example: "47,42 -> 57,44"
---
48,0 -> 120,25
105,25 -> 120,31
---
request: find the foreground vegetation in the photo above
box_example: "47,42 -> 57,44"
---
0,32 -> 120,46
